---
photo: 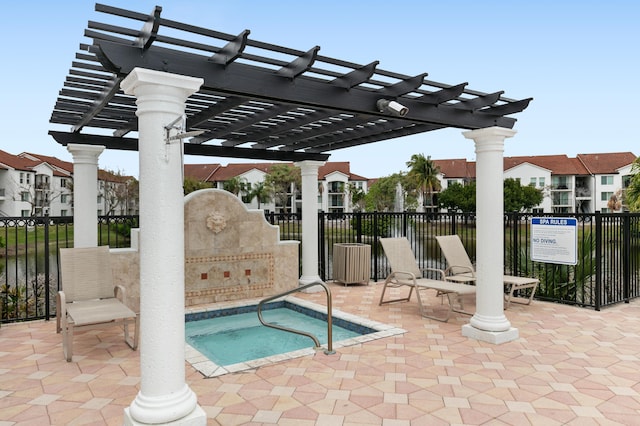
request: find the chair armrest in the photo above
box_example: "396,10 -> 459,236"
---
422,267 -> 446,280
388,270 -> 417,282
445,265 -> 475,276
114,285 -> 128,305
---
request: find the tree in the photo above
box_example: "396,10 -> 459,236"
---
248,181 -> 272,209
346,183 -> 366,212
405,154 -> 441,212
222,176 -> 247,197
264,164 -> 301,212
363,174 -> 403,211
503,178 -> 543,212
438,182 -> 476,212
102,170 -> 136,215
183,176 -> 212,195
626,157 -> 640,212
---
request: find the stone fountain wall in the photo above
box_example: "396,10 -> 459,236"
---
183,188 -> 300,306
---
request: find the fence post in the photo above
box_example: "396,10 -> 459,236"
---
356,211 -> 362,244
512,212 -> 519,276
595,211 -> 602,311
44,215 -> 50,320
373,211 -> 379,282
318,211 -> 326,281
402,211 -> 407,237
623,212 -> 631,303
450,211 -> 457,236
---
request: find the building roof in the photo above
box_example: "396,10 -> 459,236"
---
0,149 -> 39,172
434,159 -> 473,180
503,155 -> 590,175
434,152 -> 637,179
183,163 -> 221,182
183,161 -> 370,182
577,152 -> 638,174
19,152 -> 74,177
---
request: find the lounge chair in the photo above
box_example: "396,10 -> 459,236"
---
379,237 -> 475,322
435,235 -> 539,308
56,246 -> 138,362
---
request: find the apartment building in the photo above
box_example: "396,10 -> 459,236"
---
435,152 -> 637,213
184,161 -> 370,214
0,150 -> 138,217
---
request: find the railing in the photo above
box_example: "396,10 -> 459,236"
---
0,215 -> 137,324
2,211 -> 639,323
257,281 -> 334,355
266,210 -> 640,311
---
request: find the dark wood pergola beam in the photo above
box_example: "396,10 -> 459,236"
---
48,131 -> 330,162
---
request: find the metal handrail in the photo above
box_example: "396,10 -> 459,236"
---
257,282 -> 335,355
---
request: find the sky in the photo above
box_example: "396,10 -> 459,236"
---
1,1 -> 638,179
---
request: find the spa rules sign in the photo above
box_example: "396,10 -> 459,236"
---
530,217 -> 578,265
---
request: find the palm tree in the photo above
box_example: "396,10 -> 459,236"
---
223,176 -> 247,198
249,181 -> 272,209
406,153 -> 441,212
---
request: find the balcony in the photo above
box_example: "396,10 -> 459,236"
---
575,186 -> 591,199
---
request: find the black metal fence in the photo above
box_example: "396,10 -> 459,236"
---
0,215 -> 138,323
1,211 -> 638,323
266,211 -> 640,311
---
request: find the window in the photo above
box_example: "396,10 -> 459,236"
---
60,178 -> 67,188
26,174 -> 31,184
20,192 -> 30,202
61,210 -> 68,217
529,177 -> 536,186
601,192 -> 613,201
61,194 -> 68,203
19,173 -> 24,184
601,176 -> 613,185
328,182 -> 343,193
21,210 -> 30,217
539,177 -> 545,187
601,208 -> 610,213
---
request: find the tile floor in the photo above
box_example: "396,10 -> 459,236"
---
2,281 -> 640,425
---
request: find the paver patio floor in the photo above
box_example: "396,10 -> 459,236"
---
1,281 -> 640,425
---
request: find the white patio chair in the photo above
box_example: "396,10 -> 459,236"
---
379,237 -> 475,322
435,235 -> 539,308
56,246 -> 138,361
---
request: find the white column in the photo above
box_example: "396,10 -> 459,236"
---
121,68 -> 206,425
67,144 -> 104,248
461,126 -> 519,344
294,160 -> 325,286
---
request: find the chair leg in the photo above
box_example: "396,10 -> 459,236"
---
62,324 -> 74,362
379,280 -> 413,305
124,316 -> 139,350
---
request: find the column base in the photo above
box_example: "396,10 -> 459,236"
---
299,275 -> 324,292
462,324 -> 519,344
125,384 -> 201,425
124,405 -> 206,426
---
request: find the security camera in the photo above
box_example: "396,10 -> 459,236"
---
376,99 -> 409,117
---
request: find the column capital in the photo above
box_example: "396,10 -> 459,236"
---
462,126 -> 517,142
121,68 -> 203,97
294,160 -> 326,175
67,144 -> 105,165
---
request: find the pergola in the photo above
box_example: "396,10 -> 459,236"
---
49,4 -> 532,425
